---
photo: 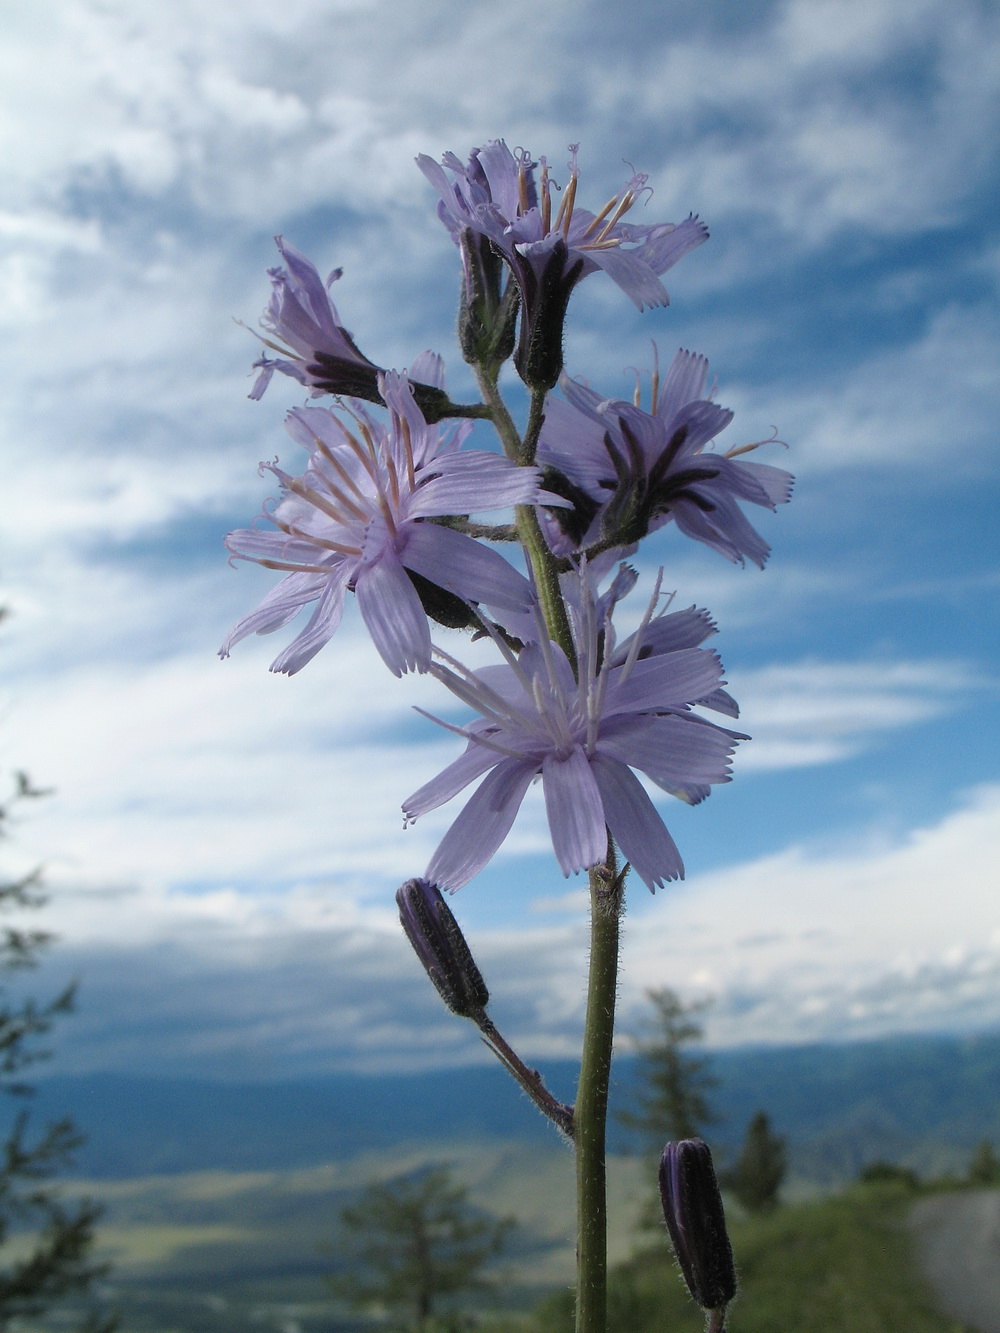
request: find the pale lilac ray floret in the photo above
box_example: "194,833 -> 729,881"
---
417,140 -> 708,312
220,368 -> 540,677
248,238 -> 454,420
537,348 -> 794,566
403,568 -> 746,892
248,236 -> 381,401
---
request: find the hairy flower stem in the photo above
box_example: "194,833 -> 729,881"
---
475,366 -> 576,667
575,850 -> 624,1333
478,362 -> 620,1329
477,1016 -> 575,1139
515,504 -> 577,670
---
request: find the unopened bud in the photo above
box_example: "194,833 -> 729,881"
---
457,228 -> 518,371
513,240 -> 583,392
396,878 -> 489,1019
659,1139 -> 737,1318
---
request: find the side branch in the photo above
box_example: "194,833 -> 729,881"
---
478,1017 -> 575,1139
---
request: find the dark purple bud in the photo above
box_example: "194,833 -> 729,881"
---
457,228 -> 518,371
512,240 -> 585,392
396,878 -> 490,1019
659,1139 -> 737,1314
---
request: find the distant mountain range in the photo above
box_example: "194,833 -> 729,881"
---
26,1029 -> 1000,1183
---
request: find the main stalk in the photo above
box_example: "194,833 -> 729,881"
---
574,853 -> 624,1333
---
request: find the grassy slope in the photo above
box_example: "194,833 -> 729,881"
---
536,1184 -> 966,1333
37,1157 -> 975,1332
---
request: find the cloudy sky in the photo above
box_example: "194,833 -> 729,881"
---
1,0 -> 998,1079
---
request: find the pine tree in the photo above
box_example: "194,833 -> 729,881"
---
968,1140 -> 1000,1186
328,1164 -> 513,1330
617,988 -> 718,1230
618,988 -> 717,1151
0,771 -> 114,1332
723,1110 -> 787,1213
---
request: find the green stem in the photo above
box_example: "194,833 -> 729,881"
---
575,850 -> 625,1333
521,386 -> 547,464
474,367 -> 576,668
475,361 -> 618,1331
474,367 -> 524,463
514,504 -> 576,670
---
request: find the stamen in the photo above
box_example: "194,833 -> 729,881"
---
310,434 -> 371,509
284,524 -> 362,558
539,157 -> 552,234
724,429 -> 787,459
554,146 -> 579,237
383,414 -> 403,510
287,475 -> 365,526
592,189 -> 639,246
650,342 -> 661,415
620,569 -> 664,683
271,512 -> 360,556
517,151 -> 531,216
257,557 -> 332,574
399,414 -> 417,491
428,653 -> 540,737
330,414 -> 382,487
411,706 -> 529,762
580,193 -> 620,239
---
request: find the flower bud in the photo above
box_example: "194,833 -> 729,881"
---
457,228 -> 518,371
659,1139 -> 737,1315
512,239 -> 584,392
396,878 -> 490,1019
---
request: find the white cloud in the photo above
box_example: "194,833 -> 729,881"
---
622,782 -> 1000,1046
30,783 -> 1000,1075
735,657 -> 985,769
0,0 -> 994,1080
764,304 -> 1000,472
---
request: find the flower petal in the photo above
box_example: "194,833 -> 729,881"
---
597,713 -> 739,791
402,523 -> 532,612
590,753 -> 683,890
613,606 -> 717,664
219,570 -> 330,656
656,349 -> 710,418
542,746 -> 607,877
403,740 -> 500,819
268,575 -> 347,675
585,246 -> 670,311
355,548 -> 432,675
606,649 -> 724,714
425,759 -> 538,890
410,451 -> 543,515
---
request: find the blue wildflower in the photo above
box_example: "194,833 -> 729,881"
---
403,569 -> 744,890
537,349 -> 793,565
417,142 -> 708,388
221,366 -> 539,677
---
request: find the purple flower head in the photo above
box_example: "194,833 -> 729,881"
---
396,877 -> 489,1019
537,348 -> 794,567
249,237 -> 454,422
403,567 -> 745,891
659,1139 -> 737,1315
417,142 -> 708,389
220,367 -> 539,677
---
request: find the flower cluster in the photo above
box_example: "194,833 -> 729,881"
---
221,138 -> 783,1322
222,137 -> 792,892
418,141 -> 708,388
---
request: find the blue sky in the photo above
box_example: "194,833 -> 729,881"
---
1,0 -> 998,1078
